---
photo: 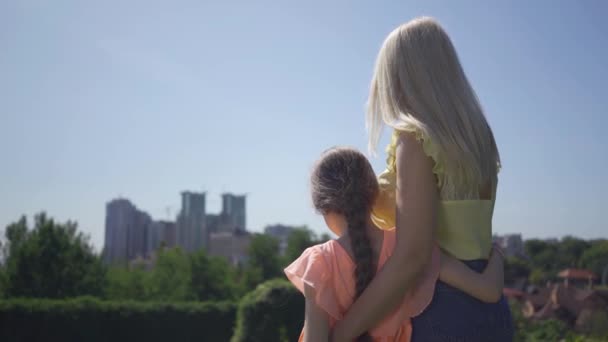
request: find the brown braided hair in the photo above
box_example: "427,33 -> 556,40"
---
311,147 -> 379,342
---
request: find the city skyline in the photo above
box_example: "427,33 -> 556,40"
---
104,190 -> 248,262
1,1 -> 607,250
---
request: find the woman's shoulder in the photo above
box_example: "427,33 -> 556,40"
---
387,127 -> 444,184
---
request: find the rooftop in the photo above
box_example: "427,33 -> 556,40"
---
557,268 -> 598,280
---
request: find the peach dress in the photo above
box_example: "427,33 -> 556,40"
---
284,230 -> 440,342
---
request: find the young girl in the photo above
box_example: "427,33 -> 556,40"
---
285,147 -> 504,342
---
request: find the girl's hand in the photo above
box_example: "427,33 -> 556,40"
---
438,243 -> 505,303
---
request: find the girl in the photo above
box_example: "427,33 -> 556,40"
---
331,18 -> 512,341
285,147 -> 505,341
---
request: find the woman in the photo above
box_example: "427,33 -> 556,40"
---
331,17 -> 513,341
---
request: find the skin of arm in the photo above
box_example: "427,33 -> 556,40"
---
439,247 -> 505,303
303,283 -> 330,342
331,133 -> 437,341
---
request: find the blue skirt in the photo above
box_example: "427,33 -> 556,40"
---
411,260 -> 514,342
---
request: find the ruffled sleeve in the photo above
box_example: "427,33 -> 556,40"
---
284,245 -> 342,320
372,125 -> 444,230
386,125 -> 445,188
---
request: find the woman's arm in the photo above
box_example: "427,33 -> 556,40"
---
439,246 -> 505,303
331,133 -> 437,341
303,283 -> 330,342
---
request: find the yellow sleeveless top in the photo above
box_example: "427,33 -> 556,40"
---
371,128 -> 497,260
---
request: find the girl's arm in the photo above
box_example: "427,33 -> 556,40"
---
331,133 -> 437,341
303,283 -> 330,342
439,246 -> 505,303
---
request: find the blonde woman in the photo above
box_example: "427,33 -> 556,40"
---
331,18 -> 513,341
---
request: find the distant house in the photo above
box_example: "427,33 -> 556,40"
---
509,268 -> 608,335
529,284 -> 607,330
493,234 -> 525,258
557,268 -> 598,289
522,286 -> 553,318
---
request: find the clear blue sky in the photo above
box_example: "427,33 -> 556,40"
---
1,0 -> 606,251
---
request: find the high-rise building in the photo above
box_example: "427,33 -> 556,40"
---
104,198 -> 151,264
146,221 -> 160,257
264,224 -> 296,255
147,220 -> 177,254
208,230 -> 251,266
206,214 -> 220,234
176,191 -> 207,252
128,210 -> 151,260
221,193 -> 246,231
160,221 -> 177,249
493,233 -> 525,257
104,199 -> 134,263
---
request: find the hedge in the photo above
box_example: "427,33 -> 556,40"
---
232,279 -> 304,342
0,297 -> 236,342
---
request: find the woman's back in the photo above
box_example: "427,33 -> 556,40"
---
372,129 -> 497,260
368,129 -> 512,341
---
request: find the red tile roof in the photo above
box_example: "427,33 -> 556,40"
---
557,268 -> 598,280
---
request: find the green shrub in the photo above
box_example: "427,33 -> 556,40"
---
231,279 -> 304,342
524,319 -> 570,341
0,297 -> 236,342
578,310 -> 608,339
565,336 -> 608,342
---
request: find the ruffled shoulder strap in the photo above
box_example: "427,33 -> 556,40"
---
386,125 -> 445,188
284,243 -> 342,320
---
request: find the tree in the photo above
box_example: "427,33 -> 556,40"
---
504,257 -> 531,286
319,233 -> 332,242
4,213 -> 105,298
284,227 -> 316,264
105,266 -> 149,301
231,280 -> 304,342
190,249 -> 239,301
0,231 -> 8,298
559,236 -> 590,268
525,319 -> 571,342
3,217 -> 28,259
580,241 -> 608,284
0,267 -> 6,298
529,268 -> 549,286
245,234 -> 281,288
146,247 -> 192,301
241,264 -> 264,292
525,239 -> 564,274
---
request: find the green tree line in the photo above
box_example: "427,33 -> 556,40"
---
0,213 -> 327,302
503,236 -> 608,287
1,213 -> 607,341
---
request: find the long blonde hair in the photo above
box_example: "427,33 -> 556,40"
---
367,17 -> 500,195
